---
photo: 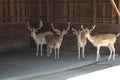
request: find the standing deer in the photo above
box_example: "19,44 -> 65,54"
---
82,25 -> 120,62
72,25 -> 87,60
26,20 -> 53,56
45,22 -> 70,60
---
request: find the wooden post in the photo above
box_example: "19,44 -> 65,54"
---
118,0 -> 120,24
93,0 -> 96,23
47,0 -> 49,22
110,0 -> 120,17
67,0 -> 70,22
103,1 -> 105,23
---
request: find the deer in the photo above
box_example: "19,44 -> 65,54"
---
81,25 -> 120,62
72,25 -> 87,60
45,22 -> 70,60
26,20 -> 53,56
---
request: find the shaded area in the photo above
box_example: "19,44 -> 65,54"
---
0,48 -> 116,80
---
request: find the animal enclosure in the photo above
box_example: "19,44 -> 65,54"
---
0,0 -> 120,54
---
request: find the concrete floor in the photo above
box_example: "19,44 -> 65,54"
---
24,57 -> 120,80
0,48 -> 119,80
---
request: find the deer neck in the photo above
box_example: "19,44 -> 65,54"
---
32,32 -> 37,40
78,35 -> 81,41
58,35 -> 64,43
86,33 -> 95,44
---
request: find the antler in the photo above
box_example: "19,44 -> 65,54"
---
26,21 -> 32,31
72,28 -> 78,35
63,22 -> 70,32
66,22 -> 70,31
72,28 -> 77,33
35,20 -> 43,31
81,25 -> 85,30
51,23 -> 60,32
91,25 -> 96,31
87,25 -> 96,32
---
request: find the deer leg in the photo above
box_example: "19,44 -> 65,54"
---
96,47 -> 100,62
78,47 -> 80,60
82,46 -> 85,59
36,44 -> 39,56
40,44 -> 43,56
113,49 -> 115,60
111,45 -> 115,60
108,46 -> 112,60
54,48 -> 57,60
47,46 -> 50,57
49,47 -> 52,54
57,48 -> 60,60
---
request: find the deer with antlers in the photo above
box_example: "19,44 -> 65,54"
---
81,25 -> 120,62
45,22 -> 70,60
72,25 -> 87,60
26,20 -> 53,56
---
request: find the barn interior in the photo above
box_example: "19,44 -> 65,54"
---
0,0 -> 120,80
0,0 -> 120,53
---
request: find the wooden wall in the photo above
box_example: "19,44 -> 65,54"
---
0,0 -> 118,23
0,22 -> 30,52
0,0 -> 120,54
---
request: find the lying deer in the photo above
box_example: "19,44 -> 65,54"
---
45,22 -> 70,60
26,20 -> 53,56
82,25 -> 120,62
72,25 -> 87,60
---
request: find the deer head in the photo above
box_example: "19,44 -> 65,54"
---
81,25 -> 96,37
51,22 -> 70,37
26,20 -> 43,37
72,28 -> 79,36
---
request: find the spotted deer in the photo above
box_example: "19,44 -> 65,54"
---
45,22 -> 70,60
72,25 -> 87,60
26,20 -> 53,56
82,25 -> 120,62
